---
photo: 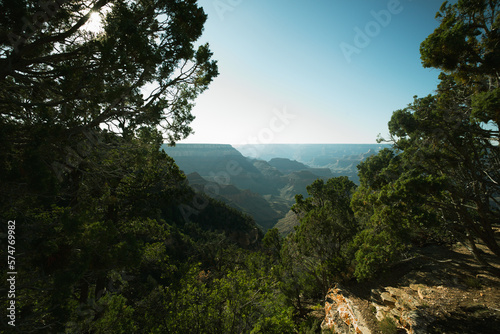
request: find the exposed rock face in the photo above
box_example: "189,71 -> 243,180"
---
321,282 -> 487,334
321,244 -> 500,334
370,285 -> 434,334
321,286 -> 372,334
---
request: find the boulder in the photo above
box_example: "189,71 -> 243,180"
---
321,286 -> 372,334
322,285 -> 436,333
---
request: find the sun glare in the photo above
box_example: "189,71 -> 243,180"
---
83,11 -> 104,33
82,5 -> 112,34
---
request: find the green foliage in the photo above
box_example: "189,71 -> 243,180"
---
381,0 -> 500,268
1,127 -> 297,332
262,228 -> 283,262
351,229 -> 404,281
0,0 -> 218,143
378,316 -> 398,334
285,177 -> 359,298
471,87 -> 500,124
420,0 -> 500,87
296,318 -> 323,334
351,150 -> 414,280
464,276 -> 483,289
0,1 -> 297,331
386,78 -> 500,258
133,258 -> 295,334
67,294 -> 137,334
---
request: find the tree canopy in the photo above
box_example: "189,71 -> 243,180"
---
0,0 -> 218,143
291,177 -> 359,294
360,0 -> 500,271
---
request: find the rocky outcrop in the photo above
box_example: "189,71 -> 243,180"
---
370,285 -> 435,334
321,286 -> 372,334
321,244 -> 500,334
321,283 -> 472,334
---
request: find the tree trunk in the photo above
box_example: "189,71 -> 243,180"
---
79,279 -> 89,304
465,235 -> 500,277
95,275 -> 106,301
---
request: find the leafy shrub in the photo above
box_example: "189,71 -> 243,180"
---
378,316 -> 398,334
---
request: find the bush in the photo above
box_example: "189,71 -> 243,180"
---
352,229 -> 404,281
378,316 -> 398,334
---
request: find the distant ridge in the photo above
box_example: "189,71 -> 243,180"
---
161,143 -> 390,230
167,143 -> 235,148
233,143 -> 391,165
162,143 -> 241,158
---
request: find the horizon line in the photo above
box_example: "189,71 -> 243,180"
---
170,142 -> 390,146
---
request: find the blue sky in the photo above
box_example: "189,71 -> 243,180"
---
181,0 -> 444,145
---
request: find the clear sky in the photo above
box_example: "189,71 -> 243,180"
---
180,0 -> 444,145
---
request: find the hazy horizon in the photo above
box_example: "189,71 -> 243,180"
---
170,142 -> 390,146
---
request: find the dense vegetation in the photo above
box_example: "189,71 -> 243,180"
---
1,0 -> 499,332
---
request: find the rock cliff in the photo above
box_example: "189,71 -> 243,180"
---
322,286 -> 372,334
321,243 -> 500,333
